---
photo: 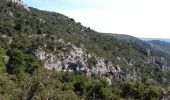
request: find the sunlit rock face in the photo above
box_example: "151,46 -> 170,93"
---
7,0 -> 30,11
34,38 -> 124,81
35,45 -> 88,72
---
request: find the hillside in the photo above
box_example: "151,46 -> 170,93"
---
142,38 -> 170,43
0,0 -> 170,99
149,40 -> 170,55
104,33 -> 170,63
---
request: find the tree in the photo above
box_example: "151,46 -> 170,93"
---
37,29 -> 42,34
14,23 -> 22,31
7,49 -> 25,80
99,87 -> 113,99
0,48 -> 6,73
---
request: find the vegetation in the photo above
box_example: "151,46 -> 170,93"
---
0,0 -> 169,99
0,69 -> 163,99
149,40 -> 170,55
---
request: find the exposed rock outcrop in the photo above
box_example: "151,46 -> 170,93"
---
34,39 -> 124,82
7,0 -> 30,11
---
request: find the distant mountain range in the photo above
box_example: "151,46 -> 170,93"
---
141,38 -> 170,42
104,33 -> 170,56
148,40 -> 170,55
141,38 -> 170,55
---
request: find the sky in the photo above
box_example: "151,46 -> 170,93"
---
23,0 -> 170,38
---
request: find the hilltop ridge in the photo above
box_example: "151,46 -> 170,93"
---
6,0 -> 30,11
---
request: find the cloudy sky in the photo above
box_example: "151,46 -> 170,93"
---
23,0 -> 170,38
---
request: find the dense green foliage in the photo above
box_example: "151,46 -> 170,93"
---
0,69 -> 163,99
0,0 -> 169,99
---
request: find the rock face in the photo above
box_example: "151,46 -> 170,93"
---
159,91 -> 170,100
7,0 -> 30,11
35,45 -> 88,72
87,58 -> 123,80
35,39 -> 124,81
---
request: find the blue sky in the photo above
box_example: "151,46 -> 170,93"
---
23,0 -> 170,38
23,0 -> 102,10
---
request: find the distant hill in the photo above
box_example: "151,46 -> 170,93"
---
103,33 -> 148,46
141,38 -> 170,43
103,33 -> 166,56
104,33 -> 170,58
149,40 -> 170,55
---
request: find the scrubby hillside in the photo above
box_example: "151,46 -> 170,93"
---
149,40 -> 170,55
0,0 -> 169,99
